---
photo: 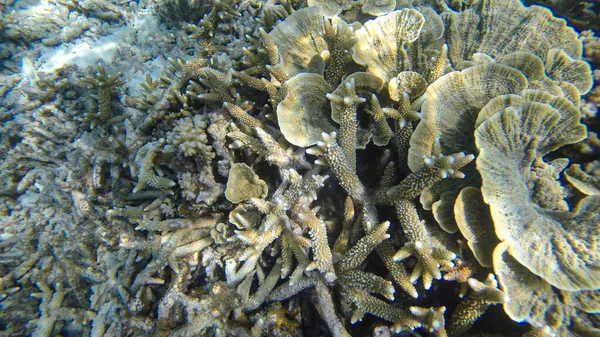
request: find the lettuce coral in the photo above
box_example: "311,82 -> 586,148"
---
1,0 -> 598,336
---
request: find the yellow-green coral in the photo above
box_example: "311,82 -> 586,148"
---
224,163 -> 268,203
3,1 -> 598,337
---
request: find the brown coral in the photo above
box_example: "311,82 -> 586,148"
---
224,163 -> 268,203
353,8 -> 425,82
276,73 -> 335,147
444,0 -> 583,66
475,95 -> 596,291
494,242 -> 600,336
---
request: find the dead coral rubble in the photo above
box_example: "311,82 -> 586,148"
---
1,0 -> 598,336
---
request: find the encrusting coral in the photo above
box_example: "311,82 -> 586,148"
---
0,0 -> 598,336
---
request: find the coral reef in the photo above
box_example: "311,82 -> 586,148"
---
0,0 -> 598,336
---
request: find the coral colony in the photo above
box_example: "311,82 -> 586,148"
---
0,0 -> 599,336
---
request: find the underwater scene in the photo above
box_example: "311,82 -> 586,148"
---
0,0 -> 599,336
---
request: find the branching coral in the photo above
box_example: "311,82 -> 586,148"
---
223,167 -> 333,285
131,139 -> 176,194
81,64 -> 126,129
2,0 -> 598,336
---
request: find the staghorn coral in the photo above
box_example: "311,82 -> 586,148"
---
131,139 -> 176,194
321,17 -> 359,88
80,64 -> 127,129
223,167 -> 334,285
1,0 -> 598,336
446,274 -> 508,336
309,95 -> 471,296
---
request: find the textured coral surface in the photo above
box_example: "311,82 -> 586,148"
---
0,0 -> 598,336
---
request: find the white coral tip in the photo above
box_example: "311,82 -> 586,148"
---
324,272 -> 336,283
423,156 -> 435,166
